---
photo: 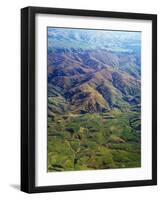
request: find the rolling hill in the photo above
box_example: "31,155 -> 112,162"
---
48,48 -> 141,115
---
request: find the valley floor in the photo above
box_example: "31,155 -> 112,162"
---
47,108 -> 141,172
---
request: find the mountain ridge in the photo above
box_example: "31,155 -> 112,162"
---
48,49 -> 140,115
47,28 -> 141,115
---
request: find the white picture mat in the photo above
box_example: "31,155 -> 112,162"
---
35,14 -> 152,187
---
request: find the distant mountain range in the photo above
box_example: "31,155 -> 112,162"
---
47,28 -> 141,115
48,28 -> 141,53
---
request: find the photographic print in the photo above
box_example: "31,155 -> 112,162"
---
47,27 -> 141,172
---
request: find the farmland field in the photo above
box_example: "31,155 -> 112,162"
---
48,109 -> 141,171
